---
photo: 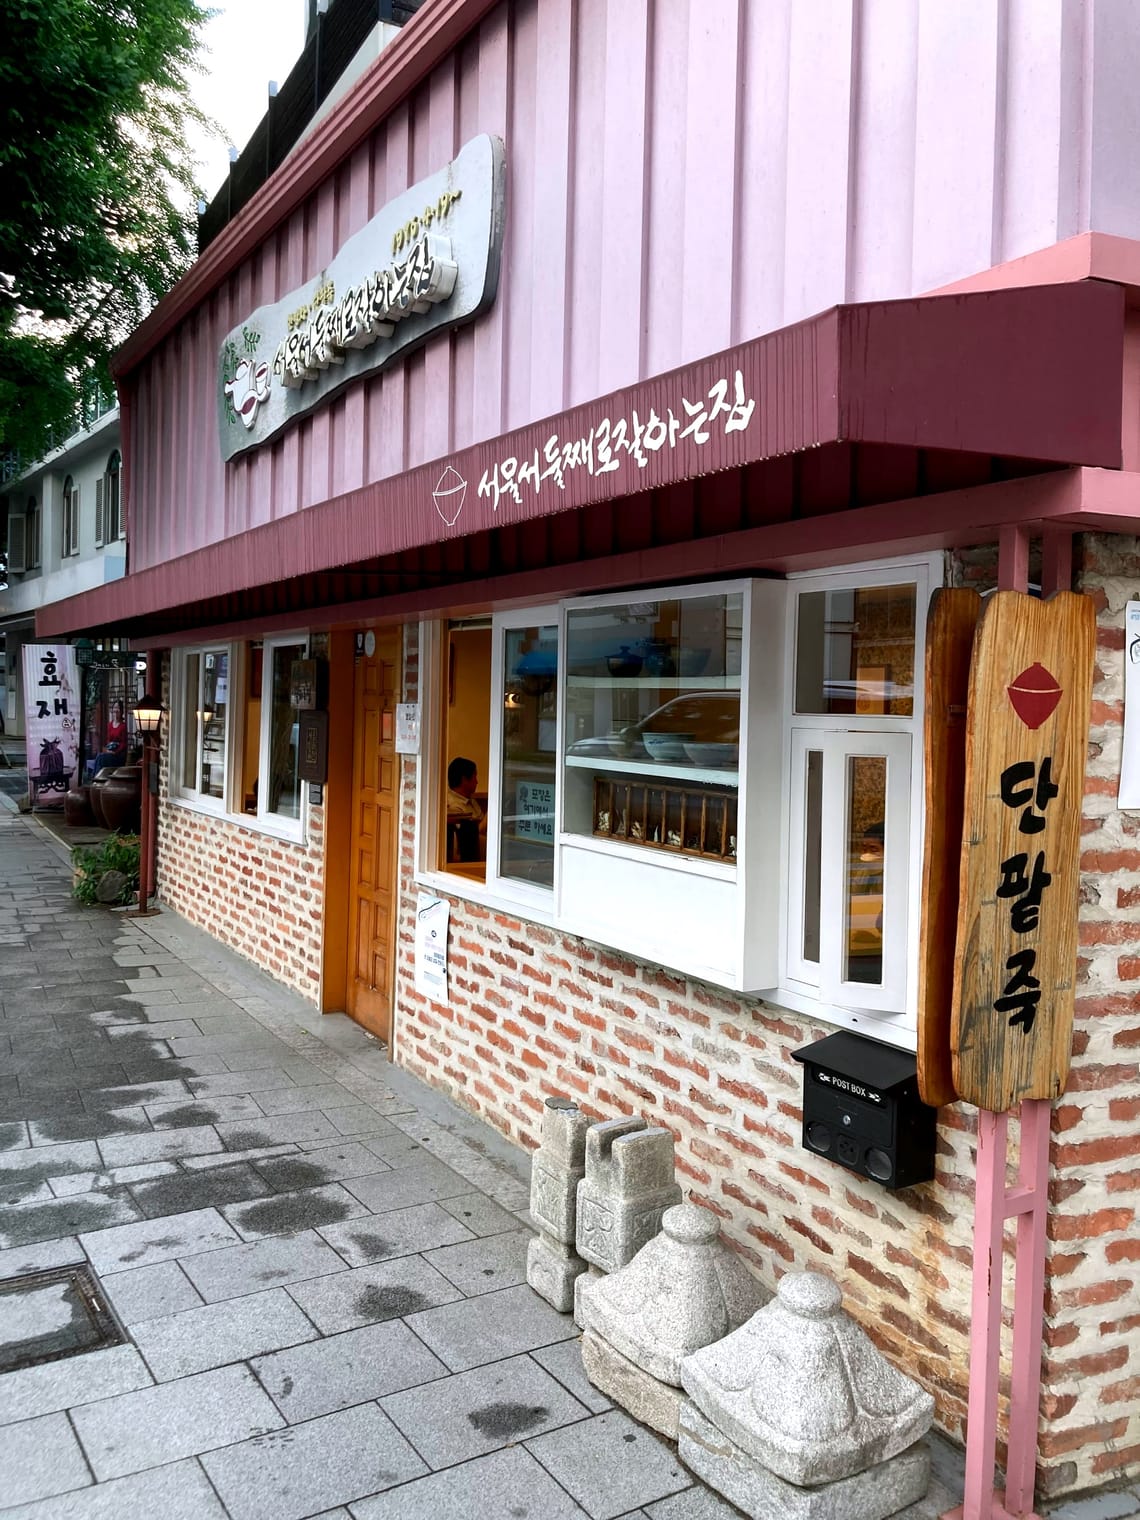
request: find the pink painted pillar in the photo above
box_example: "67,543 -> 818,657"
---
946,522 -> 1072,1520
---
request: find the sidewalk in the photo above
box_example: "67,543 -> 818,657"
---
0,806 -> 1126,1519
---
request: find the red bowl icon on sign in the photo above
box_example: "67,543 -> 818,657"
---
1007,663 -> 1062,730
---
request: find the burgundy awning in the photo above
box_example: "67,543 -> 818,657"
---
39,280 -> 1125,639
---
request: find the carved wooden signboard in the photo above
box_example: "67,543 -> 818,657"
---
951,591 -> 1096,1112
917,588 -> 980,1108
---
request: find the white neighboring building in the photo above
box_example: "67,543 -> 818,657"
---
0,399 -> 125,736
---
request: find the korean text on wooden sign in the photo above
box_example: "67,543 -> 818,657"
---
951,592 -> 1096,1113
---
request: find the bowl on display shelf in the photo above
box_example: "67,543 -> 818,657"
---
641,732 -> 694,763
682,741 -> 738,769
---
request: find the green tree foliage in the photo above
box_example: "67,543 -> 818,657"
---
0,0 -> 211,459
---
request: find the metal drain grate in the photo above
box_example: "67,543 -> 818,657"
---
0,1264 -> 126,1373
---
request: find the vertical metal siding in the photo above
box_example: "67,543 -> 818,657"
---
128,0 -> 1114,572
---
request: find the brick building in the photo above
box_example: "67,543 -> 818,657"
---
43,0 -> 1140,1503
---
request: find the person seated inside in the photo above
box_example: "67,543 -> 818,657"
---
92,701 -> 128,776
446,756 -> 485,863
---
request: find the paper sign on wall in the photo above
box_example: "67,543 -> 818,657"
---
414,894 -> 450,1004
1120,600 -> 1140,809
951,591 -> 1096,1112
395,704 -> 421,755
22,645 -> 80,808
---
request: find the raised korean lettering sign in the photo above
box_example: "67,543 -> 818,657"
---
951,591 -> 1095,1112
217,135 -> 504,461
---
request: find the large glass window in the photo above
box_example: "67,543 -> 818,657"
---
563,590 -> 743,861
260,638 -> 305,826
495,617 -> 558,890
173,645 -> 229,806
440,622 -> 491,879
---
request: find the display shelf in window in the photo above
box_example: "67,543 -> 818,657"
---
562,586 -> 745,842
592,776 -> 737,862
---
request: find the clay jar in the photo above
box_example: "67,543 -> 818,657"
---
64,786 -> 95,827
88,769 -> 114,828
98,765 -> 142,834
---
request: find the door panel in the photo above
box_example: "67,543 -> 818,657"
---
346,630 -> 400,1040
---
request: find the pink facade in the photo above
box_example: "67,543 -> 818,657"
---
124,0 -> 1140,577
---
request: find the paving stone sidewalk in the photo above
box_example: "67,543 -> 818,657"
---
0,807 -> 1133,1519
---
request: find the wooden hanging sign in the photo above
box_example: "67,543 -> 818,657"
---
951,590 -> 1096,1112
917,588 -> 980,1108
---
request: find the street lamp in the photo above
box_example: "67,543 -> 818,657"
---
131,692 -> 164,917
133,693 -> 163,737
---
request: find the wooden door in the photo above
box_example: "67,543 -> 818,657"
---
346,630 -> 400,1040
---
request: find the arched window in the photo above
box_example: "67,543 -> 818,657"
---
26,494 -> 41,569
61,475 -> 78,557
98,450 -> 122,547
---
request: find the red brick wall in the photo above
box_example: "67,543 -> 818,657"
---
154,656 -> 325,1000
392,559 -> 1140,1498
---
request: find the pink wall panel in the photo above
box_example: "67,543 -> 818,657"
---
129,0 -> 1130,574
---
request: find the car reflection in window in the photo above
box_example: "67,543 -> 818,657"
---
568,693 -> 740,760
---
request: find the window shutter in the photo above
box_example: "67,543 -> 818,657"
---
95,477 -> 105,548
7,516 -> 26,574
70,484 -> 80,555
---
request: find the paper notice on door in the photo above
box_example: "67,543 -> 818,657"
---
414,894 -> 450,1004
1120,601 -> 1140,809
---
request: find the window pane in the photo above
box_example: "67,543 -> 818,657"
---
563,593 -> 743,849
802,749 -> 823,964
795,584 -> 916,716
241,644 -> 262,814
200,651 -> 228,800
845,755 -> 886,986
500,625 -> 558,887
181,653 -> 200,791
266,644 -> 304,820
443,624 -> 491,877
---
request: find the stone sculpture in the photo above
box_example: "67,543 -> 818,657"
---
579,1200 -> 766,1437
526,1095 -> 590,1312
679,1271 -> 934,1520
573,1116 -> 680,1325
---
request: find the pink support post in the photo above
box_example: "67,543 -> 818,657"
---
944,525 -> 1068,1520
1004,1100 -> 1053,1514
958,1110 -> 1010,1520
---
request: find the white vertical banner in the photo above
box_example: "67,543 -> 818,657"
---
22,645 -> 80,808
414,893 -> 450,1004
1120,601 -> 1140,809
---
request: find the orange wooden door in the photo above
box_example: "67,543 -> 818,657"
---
346,630 -> 400,1040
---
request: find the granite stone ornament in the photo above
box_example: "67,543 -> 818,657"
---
579,1201 -> 766,1437
680,1271 -> 934,1520
576,1119 -> 681,1273
526,1095 -> 590,1312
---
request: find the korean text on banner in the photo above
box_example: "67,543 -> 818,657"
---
22,645 -> 80,808
1120,600 -> 1140,809
414,893 -> 450,1005
951,591 -> 1096,1112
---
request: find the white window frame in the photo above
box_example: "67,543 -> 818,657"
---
27,498 -> 41,569
775,553 -> 939,1047
414,618 -> 556,924
251,633 -> 309,842
62,477 -> 79,558
486,605 -> 561,914
171,643 -> 234,815
106,451 -> 123,542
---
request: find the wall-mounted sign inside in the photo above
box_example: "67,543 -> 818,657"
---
951,591 -> 1095,1112
217,134 -> 505,462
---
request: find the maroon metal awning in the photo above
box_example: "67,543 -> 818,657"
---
40,280 -> 1125,640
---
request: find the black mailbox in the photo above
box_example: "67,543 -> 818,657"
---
791,1031 -> 937,1190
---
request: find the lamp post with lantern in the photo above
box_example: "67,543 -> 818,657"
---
130,689 -> 163,917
